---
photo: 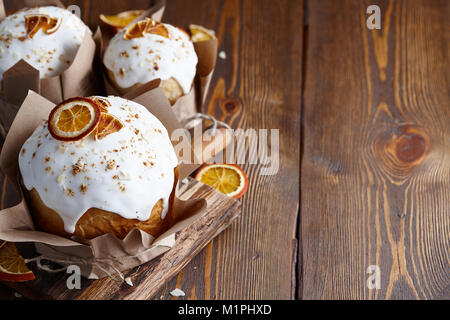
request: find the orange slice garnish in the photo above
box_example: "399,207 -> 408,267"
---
194,164 -> 248,199
25,14 -> 62,39
123,18 -> 169,40
0,241 -> 35,282
90,96 -> 111,113
189,24 -> 216,42
99,10 -> 145,31
94,112 -> 124,140
48,97 -> 101,142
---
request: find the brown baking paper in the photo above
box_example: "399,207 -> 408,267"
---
0,90 -> 207,279
101,0 -> 218,122
0,0 -> 97,106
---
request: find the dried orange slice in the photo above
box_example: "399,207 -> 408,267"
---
0,242 -> 35,282
90,96 -> 111,113
99,10 -> 145,31
94,112 -> 124,140
189,24 -> 216,42
25,14 -> 62,39
195,164 -> 248,199
124,18 -> 169,40
48,97 -> 101,142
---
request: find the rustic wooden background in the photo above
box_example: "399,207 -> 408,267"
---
0,0 -> 449,300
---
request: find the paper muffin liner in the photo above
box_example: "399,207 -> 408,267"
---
100,0 -> 218,122
0,0 -> 98,107
0,90 -> 207,279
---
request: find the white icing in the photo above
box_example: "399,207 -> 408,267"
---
19,96 -> 178,234
0,6 -> 91,80
103,22 -> 198,94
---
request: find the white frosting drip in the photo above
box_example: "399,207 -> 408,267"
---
18,96 -> 178,234
0,6 -> 91,80
103,22 -> 198,94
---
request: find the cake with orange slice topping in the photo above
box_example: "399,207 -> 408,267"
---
0,6 -> 91,81
18,96 -> 178,240
103,18 -> 198,104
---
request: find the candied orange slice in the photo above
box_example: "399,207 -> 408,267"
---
123,18 -> 169,40
25,14 -> 62,39
94,112 -> 124,140
90,96 -> 111,113
0,241 -> 35,282
189,24 -> 216,42
99,10 -> 145,30
195,164 -> 248,199
48,97 -> 101,142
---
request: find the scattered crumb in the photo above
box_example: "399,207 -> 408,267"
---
64,188 -> 75,197
119,170 -> 131,181
58,145 -> 67,154
106,159 -> 116,170
57,174 -> 66,184
125,277 -> 133,286
72,160 -> 87,175
219,50 -> 227,60
80,184 -> 87,194
170,288 -> 185,297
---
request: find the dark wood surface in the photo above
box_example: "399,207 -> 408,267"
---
301,0 -> 449,299
1,0 -> 449,300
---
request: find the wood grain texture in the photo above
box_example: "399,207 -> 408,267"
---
301,0 -> 449,299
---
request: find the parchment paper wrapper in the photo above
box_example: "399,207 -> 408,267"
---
0,0 -> 98,106
101,0 -> 218,122
0,90 -> 206,279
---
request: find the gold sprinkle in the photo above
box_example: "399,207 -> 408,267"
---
64,188 -> 75,197
106,159 -> 116,170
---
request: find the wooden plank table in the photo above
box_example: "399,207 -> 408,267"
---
0,0 -> 448,300
301,0 -> 449,299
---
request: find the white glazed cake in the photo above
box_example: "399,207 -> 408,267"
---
103,19 -> 198,99
19,96 -> 178,235
0,6 -> 91,80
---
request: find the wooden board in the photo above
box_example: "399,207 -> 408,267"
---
301,0 -> 449,299
1,177 -> 240,300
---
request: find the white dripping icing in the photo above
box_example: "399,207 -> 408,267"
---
0,6 -> 91,81
103,22 -> 198,94
18,96 -> 179,234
